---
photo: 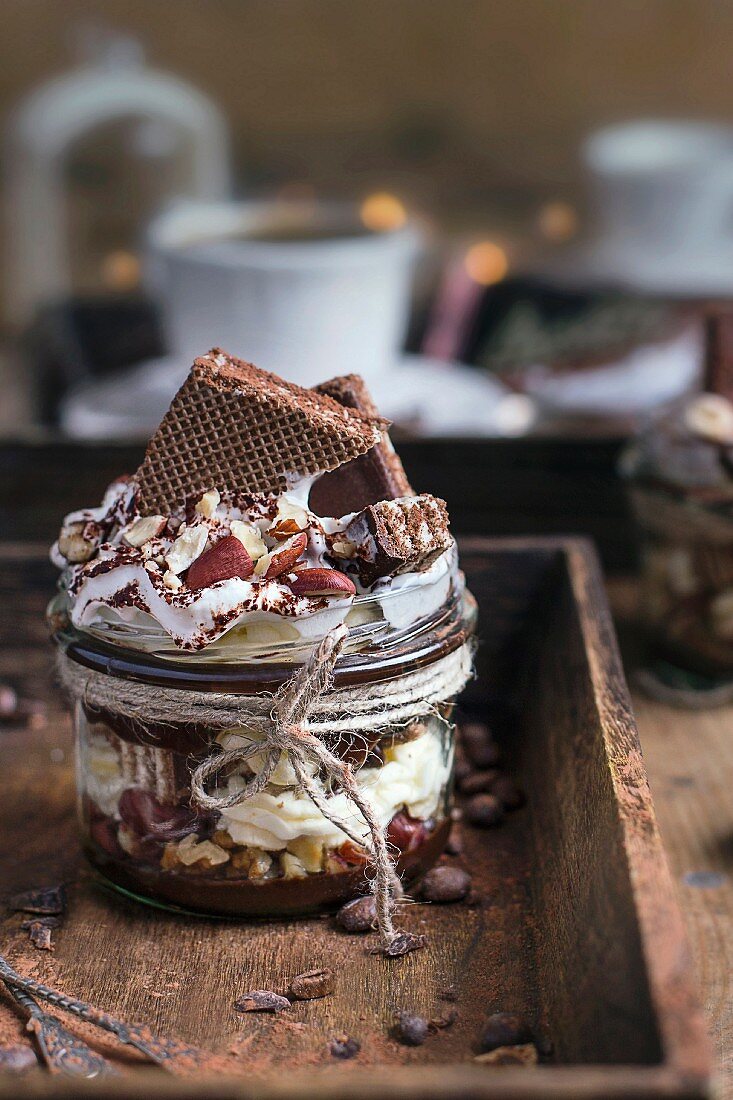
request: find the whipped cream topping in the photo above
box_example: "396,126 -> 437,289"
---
52,477 -> 455,651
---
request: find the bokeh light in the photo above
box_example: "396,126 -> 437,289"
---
537,201 -> 578,242
464,241 -> 509,285
360,192 -> 408,232
100,250 -> 141,291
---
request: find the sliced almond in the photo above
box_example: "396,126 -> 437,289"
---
165,524 -> 209,575
194,488 -> 220,519
123,515 -> 167,548
280,852 -> 308,879
230,520 -> 267,561
286,836 -> 325,874
254,552 -> 272,577
175,834 -> 230,867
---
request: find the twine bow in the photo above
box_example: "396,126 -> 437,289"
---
189,623 -> 405,950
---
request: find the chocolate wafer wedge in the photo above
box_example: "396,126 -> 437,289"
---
343,494 -> 453,586
309,374 -> 413,517
135,350 -> 387,515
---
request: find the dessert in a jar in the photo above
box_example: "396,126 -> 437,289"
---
50,351 -> 474,936
621,308 -> 733,677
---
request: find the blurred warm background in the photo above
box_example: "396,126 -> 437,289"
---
5,0 -> 733,564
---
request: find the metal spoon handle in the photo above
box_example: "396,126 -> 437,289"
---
5,981 -> 112,1078
0,955 -> 198,1070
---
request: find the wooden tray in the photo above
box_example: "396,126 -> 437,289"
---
0,538 -> 710,1099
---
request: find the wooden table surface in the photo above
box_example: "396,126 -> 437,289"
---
605,581 -> 733,1099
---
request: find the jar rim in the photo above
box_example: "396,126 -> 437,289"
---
54,588 -> 477,693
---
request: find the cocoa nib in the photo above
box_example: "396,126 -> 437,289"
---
335,895 -> 377,934
376,932 -> 428,958
330,1034 -> 361,1060
235,990 -> 290,1014
288,968 -> 335,1001
9,885 -> 66,916
22,916 -> 60,951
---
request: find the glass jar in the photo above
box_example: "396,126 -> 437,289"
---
53,563 -> 475,916
621,402 -> 733,678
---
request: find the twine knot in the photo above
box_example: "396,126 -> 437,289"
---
190,623 -> 405,950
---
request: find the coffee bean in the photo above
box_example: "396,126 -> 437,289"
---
458,768 -> 500,795
419,865 -> 471,903
465,793 -> 504,828
453,757 -> 472,785
336,895 -> 376,933
478,1012 -> 532,1053
445,826 -> 463,856
460,722 -> 500,769
289,968 -> 335,1000
394,1012 -> 429,1046
492,776 -> 526,810
330,1034 -> 360,1059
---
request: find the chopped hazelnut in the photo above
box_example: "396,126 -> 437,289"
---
194,488 -> 220,519
165,525 -> 208,575
230,520 -> 267,560
123,515 -> 167,548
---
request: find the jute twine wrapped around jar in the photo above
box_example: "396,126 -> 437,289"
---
58,625 -> 474,955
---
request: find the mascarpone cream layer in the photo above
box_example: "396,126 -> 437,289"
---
219,725 -> 452,850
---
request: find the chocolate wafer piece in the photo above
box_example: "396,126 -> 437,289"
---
343,494 -> 452,586
309,375 -> 413,517
135,350 -> 386,515
703,307 -> 733,401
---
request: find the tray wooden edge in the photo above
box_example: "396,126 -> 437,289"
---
459,534 -> 712,1095
561,537 -> 712,1095
0,536 -> 713,1100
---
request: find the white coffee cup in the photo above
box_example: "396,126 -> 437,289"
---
584,120 -> 733,266
145,198 -> 421,387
